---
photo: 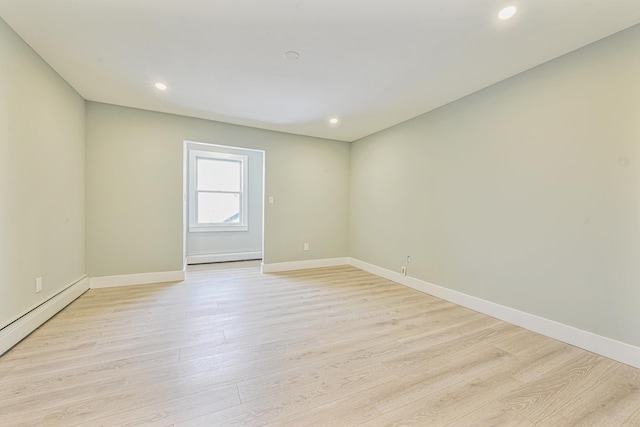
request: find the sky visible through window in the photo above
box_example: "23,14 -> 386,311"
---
197,158 -> 241,223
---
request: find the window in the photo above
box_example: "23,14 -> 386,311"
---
188,149 -> 248,232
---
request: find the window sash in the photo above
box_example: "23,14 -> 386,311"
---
196,158 -> 242,192
195,191 -> 242,225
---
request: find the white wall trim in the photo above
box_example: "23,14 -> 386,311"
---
90,270 -> 185,289
187,251 -> 262,265
348,257 -> 640,369
262,257 -> 349,273
0,276 -> 90,356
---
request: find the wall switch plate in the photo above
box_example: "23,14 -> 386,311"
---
35,277 -> 42,293
303,243 -> 309,251
268,196 -> 274,204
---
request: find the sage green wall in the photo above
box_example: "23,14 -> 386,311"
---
0,18 -> 85,328
85,102 -> 349,277
350,24 -> 640,347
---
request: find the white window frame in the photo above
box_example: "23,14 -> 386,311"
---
188,149 -> 249,232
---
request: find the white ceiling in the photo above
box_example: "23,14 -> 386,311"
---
1,1 -> 639,142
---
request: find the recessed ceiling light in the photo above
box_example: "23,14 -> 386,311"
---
329,117 -> 339,125
154,82 -> 167,90
498,5 -> 517,20
284,51 -> 300,60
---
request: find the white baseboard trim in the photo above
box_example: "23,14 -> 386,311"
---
0,276 -> 90,356
90,270 -> 185,289
187,251 -> 262,265
262,257 -> 350,273
348,257 -> 640,369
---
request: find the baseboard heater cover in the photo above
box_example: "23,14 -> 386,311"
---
0,276 -> 90,356
187,251 -> 262,265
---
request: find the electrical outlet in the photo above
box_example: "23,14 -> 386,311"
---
35,277 -> 42,293
400,266 -> 406,276
303,242 -> 309,251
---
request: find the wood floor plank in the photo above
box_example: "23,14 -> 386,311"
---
1,261 -> 639,426
360,370 -> 524,426
264,392 -> 382,427
5,369 -> 239,426
73,383 -> 240,427
536,370 -> 640,426
446,400 -> 535,427
174,365 -> 393,426
363,347 -> 508,414
622,407 -> 640,426
498,352 -> 623,423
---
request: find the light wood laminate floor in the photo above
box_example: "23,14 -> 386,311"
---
1,262 -> 639,426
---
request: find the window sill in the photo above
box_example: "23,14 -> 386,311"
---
189,225 -> 248,233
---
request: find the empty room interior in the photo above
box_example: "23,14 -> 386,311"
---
2,1 -> 640,425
